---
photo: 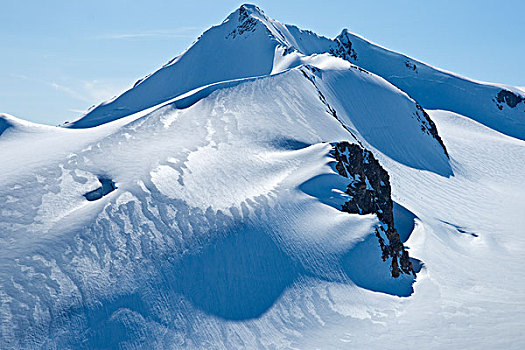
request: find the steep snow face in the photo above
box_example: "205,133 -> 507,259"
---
300,66 -> 450,175
328,30 -> 525,140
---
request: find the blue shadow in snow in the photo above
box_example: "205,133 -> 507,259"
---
66,200 -> 422,348
393,202 -> 424,273
341,234 -> 415,297
269,138 -> 311,151
440,220 -> 479,237
172,225 -> 303,320
393,202 -> 416,243
299,172 -> 352,210
300,173 -> 422,296
0,117 -> 13,136
61,223 -> 304,347
341,201 -> 420,298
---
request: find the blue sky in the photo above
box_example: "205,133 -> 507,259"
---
1,0 -> 523,125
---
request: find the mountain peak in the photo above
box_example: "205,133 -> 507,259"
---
226,3 -> 268,25
238,3 -> 265,15
66,4 -> 525,142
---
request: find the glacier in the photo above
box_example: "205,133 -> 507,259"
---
1,4 -> 524,349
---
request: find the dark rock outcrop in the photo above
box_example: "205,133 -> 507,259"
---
414,103 -> 449,158
84,177 -> 117,201
227,5 -> 259,39
405,60 -> 417,72
495,89 -> 524,109
332,142 -> 415,277
331,31 -> 358,61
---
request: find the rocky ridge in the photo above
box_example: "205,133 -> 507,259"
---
332,142 -> 415,278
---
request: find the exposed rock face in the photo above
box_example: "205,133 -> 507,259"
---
332,142 -> 415,278
405,60 -> 418,72
331,31 -> 358,61
414,103 -> 449,158
227,5 -> 259,39
495,89 -> 524,109
84,177 -> 117,201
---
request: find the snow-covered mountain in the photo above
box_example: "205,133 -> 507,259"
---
70,5 -> 525,141
1,4 -> 524,349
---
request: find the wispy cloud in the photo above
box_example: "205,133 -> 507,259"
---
11,74 -> 91,103
95,27 -> 201,40
50,82 -> 92,102
11,74 -> 128,105
67,108 -> 88,114
79,79 -> 126,102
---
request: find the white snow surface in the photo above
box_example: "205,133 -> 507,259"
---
1,4 -> 524,349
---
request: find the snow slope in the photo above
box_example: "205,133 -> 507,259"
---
1,4 -> 524,349
69,5 -> 525,143
327,30 -> 525,140
66,5 -> 304,128
1,64 -> 426,348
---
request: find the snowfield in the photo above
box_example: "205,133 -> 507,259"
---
1,4 -> 524,349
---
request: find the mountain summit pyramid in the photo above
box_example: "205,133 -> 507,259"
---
70,4 -> 525,141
